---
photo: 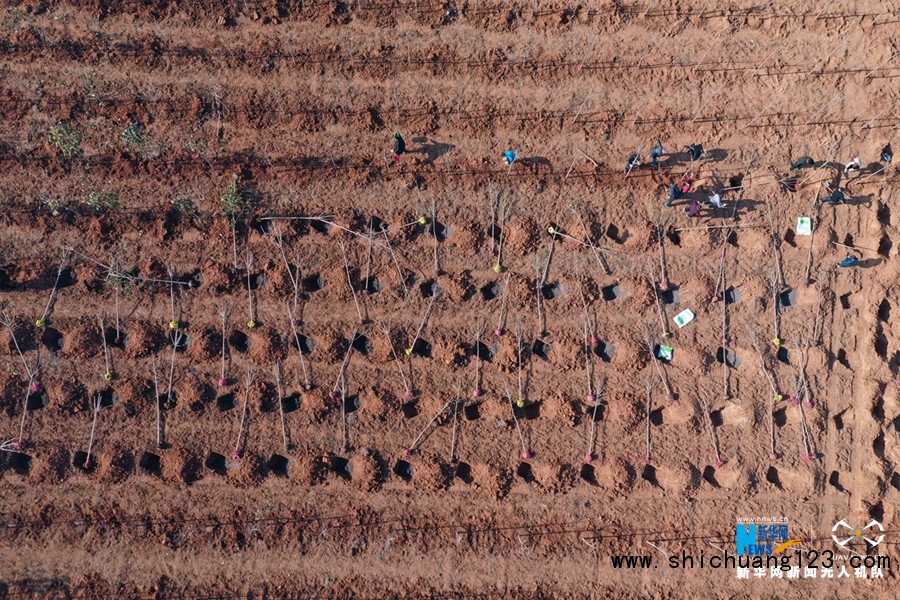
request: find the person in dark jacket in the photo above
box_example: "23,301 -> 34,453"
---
392,132 -> 406,161
688,143 -> 703,161
837,254 -> 859,268
790,156 -> 815,170
882,144 -> 893,163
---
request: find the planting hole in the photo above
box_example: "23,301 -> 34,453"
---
99,389 -> 119,408
765,466 -> 782,487
516,461 -> 535,482
419,279 -> 442,298
401,402 -> 419,419
281,393 -> 300,413
7,452 -> 31,475
480,282 -> 500,301
455,461 -> 472,483
594,341 -> 615,363
351,334 -> 373,355
124,402 -> 136,416
268,454 -> 290,476
433,221 -> 451,242
73,451 -> 95,473
839,293 -> 851,310
541,282 -> 563,300
724,287 -> 741,303
40,328 -> 64,352
344,395 -> 361,413
601,284 -> 625,301
249,273 -> 267,290
295,334 -> 316,354
716,348 -> 740,368
580,464 -> 597,484
25,392 -> 49,410
171,332 -> 189,352
641,464 -> 659,486
475,341 -> 493,362
650,409 -> 663,426
660,287 -> 679,305
301,275 -> 325,292
702,466 -> 720,487
532,340 -> 551,360
331,456 -> 352,480
229,331 -> 249,353
777,288 -> 796,310
217,393 -> 236,411
666,229 -> 682,246
776,347 -> 789,364
464,403 -> 480,420
58,267 -> 77,288
159,392 -> 177,410
139,451 -> 161,474
410,339 -> 432,358
364,277 -> 382,294
310,219 -> 331,235
523,403 -> 540,420
205,452 -> 228,475
394,459 -> 413,481
103,327 -> 124,349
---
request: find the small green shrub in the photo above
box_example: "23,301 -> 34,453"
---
221,180 -> 246,225
121,122 -> 148,148
171,196 -> 195,215
49,121 -> 81,158
85,191 -> 120,211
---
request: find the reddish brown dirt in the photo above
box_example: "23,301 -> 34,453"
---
1,1 -> 899,597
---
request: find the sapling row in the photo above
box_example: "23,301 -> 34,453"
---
337,239 -> 364,325
151,356 -> 163,449
430,197 -> 440,276
1,314 -> 37,384
99,316 -> 114,381
514,321 -> 527,409
642,328 -> 676,401
35,251 -> 70,329
380,322 -> 412,399
407,290 -> 441,356
168,266 -> 181,330
472,320 -> 485,398
273,362 -> 291,452
245,250 -> 257,329
697,395 -> 726,468
286,304 -> 313,391
644,378 -> 653,463
532,256 -> 546,337
330,332 -> 357,399
505,384 -> 532,460
405,398 -> 452,456
569,203 -> 612,275
584,376 -> 604,464
166,330 -> 184,405
84,393 -> 102,469
491,194 -> 511,273
339,372 -> 349,453
448,380 -> 462,464
232,369 -> 254,462
647,272 -> 671,339
219,304 -> 232,387
495,273 -> 511,336
748,330 -> 782,460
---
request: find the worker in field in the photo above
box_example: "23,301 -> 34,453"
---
649,140 -> 665,170
392,132 -> 406,161
625,152 -> 640,175
843,156 -> 862,175
790,156 -> 815,170
666,180 -> 682,207
837,254 -> 859,268
819,185 -> 846,206
881,143 -> 893,163
688,143 -> 703,162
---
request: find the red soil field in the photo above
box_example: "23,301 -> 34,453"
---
0,1 -> 898,597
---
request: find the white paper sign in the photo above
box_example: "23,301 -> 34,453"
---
797,217 -> 812,236
673,309 -> 695,329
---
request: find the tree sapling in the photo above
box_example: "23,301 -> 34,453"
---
472,320 -> 486,397
218,304 -> 232,387
505,385 -> 532,460
380,322 -> 412,399
35,251 -> 70,329
99,316 -> 114,381
83,393 -> 102,469
231,369 -> 254,463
